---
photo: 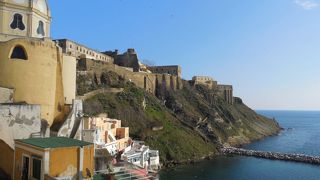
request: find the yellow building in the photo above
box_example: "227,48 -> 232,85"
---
0,0 -> 51,41
14,137 -> 94,180
0,0 -> 76,126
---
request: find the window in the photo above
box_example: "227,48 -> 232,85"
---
32,158 -> 41,180
10,45 -> 28,60
36,21 -> 45,36
10,13 -> 25,30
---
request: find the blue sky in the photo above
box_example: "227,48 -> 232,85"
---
49,0 -> 320,110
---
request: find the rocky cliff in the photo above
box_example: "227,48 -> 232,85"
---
79,70 -> 281,166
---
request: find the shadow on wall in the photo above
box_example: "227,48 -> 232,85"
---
0,140 -> 13,179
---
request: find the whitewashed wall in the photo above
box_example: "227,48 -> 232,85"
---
0,104 -> 41,148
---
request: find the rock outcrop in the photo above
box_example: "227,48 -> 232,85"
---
80,71 -> 281,165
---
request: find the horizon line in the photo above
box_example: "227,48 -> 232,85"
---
255,109 -> 320,112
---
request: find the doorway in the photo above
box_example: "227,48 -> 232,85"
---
22,156 -> 29,180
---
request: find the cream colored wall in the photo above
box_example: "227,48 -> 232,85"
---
1,8 -> 28,37
0,6 -> 4,34
0,38 -> 66,126
84,117 -> 130,146
117,138 -> 130,151
62,55 -> 76,104
0,0 -> 51,40
30,12 -> 50,38
0,87 -> 13,103
5,0 -> 30,7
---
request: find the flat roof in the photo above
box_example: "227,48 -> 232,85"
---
16,137 -> 92,149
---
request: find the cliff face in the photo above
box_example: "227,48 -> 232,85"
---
80,71 -> 281,165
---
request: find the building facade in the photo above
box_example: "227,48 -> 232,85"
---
192,76 -> 218,89
121,141 -> 160,172
55,39 -> 114,63
0,0 -> 77,127
82,117 -> 130,156
0,0 -> 51,41
0,102 -> 42,178
13,137 -> 94,180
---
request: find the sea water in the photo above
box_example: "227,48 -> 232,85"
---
160,111 -> 320,180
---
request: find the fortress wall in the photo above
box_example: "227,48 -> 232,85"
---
77,58 -> 113,71
144,74 -> 157,94
170,76 -> 177,91
114,54 -> 140,72
217,85 -> 233,104
82,61 -> 182,95
164,74 -> 172,91
148,65 -> 182,77
193,76 -> 218,89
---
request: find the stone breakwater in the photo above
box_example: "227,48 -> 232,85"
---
222,147 -> 320,165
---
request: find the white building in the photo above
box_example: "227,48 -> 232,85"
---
121,141 -> 160,172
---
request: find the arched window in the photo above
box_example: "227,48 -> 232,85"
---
10,14 -> 25,31
37,21 -> 45,36
10,45 -> 28,60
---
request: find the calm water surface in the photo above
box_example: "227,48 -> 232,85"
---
160,111 -> 320,180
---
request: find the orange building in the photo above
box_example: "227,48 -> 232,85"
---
13,137 -> 94,180
82,117 -> 130,155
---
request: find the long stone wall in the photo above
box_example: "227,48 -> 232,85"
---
147,65 -> 182,77
81,60 -> 183,95
222,147 -> 320,165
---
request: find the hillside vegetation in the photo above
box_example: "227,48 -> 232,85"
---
80,71 -> 281,165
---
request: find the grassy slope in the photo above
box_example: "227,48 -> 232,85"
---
81,71 -> 281,165
84,82 -> 217,164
